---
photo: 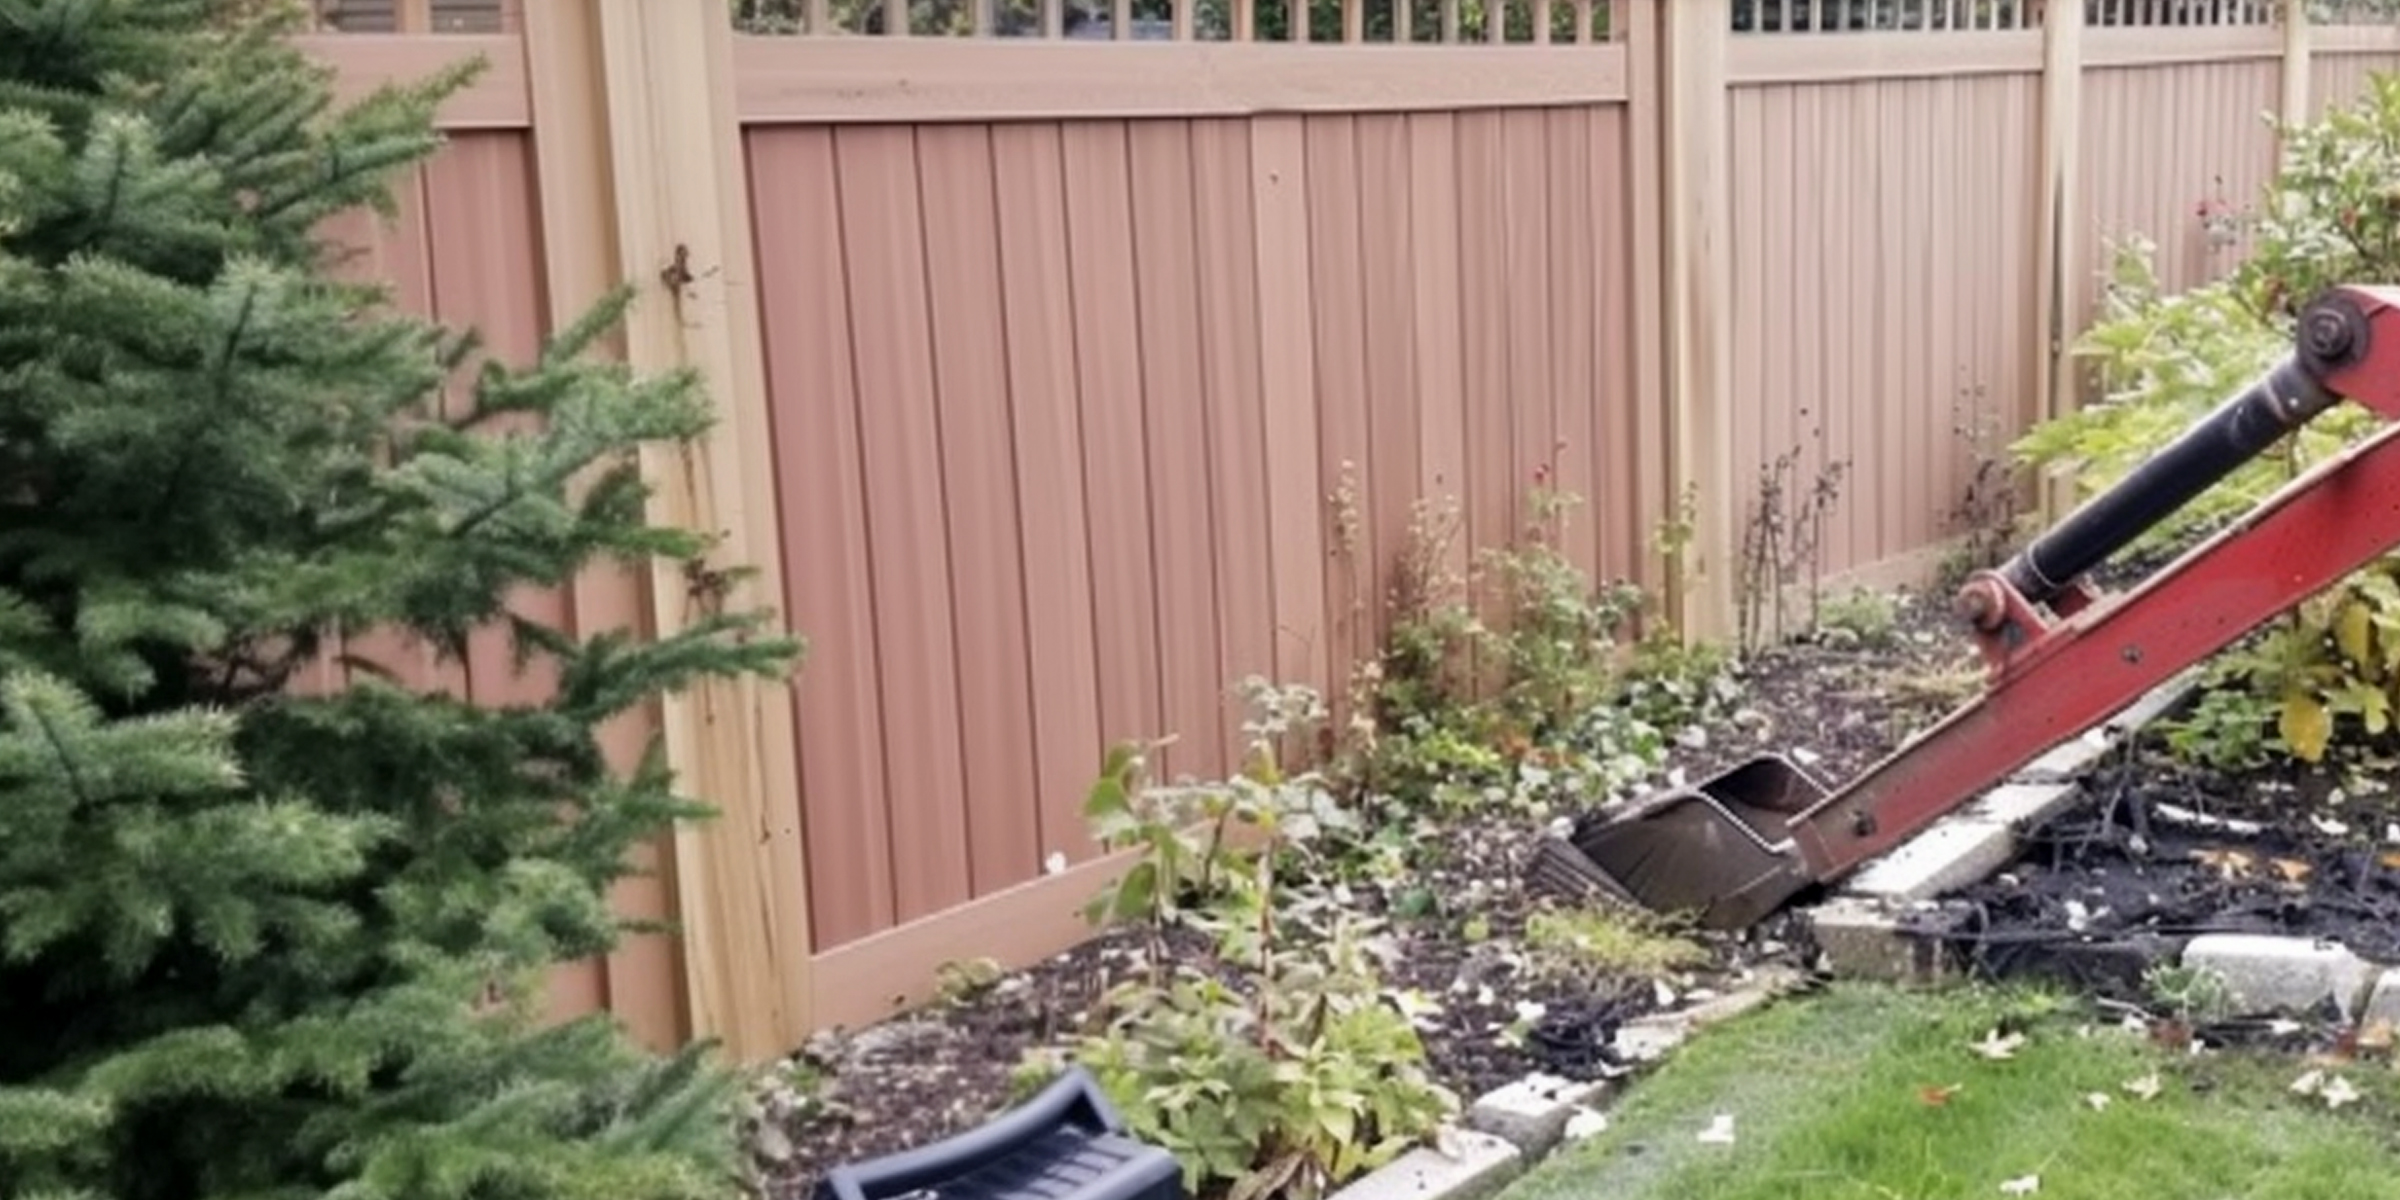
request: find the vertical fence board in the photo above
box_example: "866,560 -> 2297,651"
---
1408,112 -> 1469,591
1060,123 -> 1168,772
988,124 -> 1107,868
1190,120 -> 1281,719
1544,106 -> 1599,585
1455,111 -> 1513,631
1356,114 -> 1424,654
1590,106 -> 1643,584
1252,117 -> 1328,694
833,125 -> 976,924
1128,120 -> 1233,775
1501,109 -> 1557,561
1304,115 -> 1376,682
748,128 -> 897,948
917,125 -> 1044,897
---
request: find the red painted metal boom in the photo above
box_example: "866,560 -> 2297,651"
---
1549,284 -> 2400,930
1791,282 -> 2400,880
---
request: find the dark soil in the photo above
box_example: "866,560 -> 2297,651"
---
754,586 -> 1981,1200
1937,731 -> 2400,1004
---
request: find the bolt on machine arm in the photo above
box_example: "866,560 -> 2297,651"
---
1544,284 -> 2400,930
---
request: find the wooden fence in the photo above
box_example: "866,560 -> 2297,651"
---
288,0 -> 2400,1063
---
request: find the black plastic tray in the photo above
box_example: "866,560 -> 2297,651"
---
812,1066 -> 1184,1200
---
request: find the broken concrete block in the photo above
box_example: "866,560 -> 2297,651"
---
2018,732 -> 2113,785
1848,818 -> 2015,901
1612,1020 -> 1687,1064
1327,1129 -> 1521,1200
2181,935 -> 2377,1020
1805,897 -> 1967,985
1848,784 -> 2081,901
1464,1073 -> 1605,1157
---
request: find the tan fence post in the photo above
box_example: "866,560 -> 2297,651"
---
2283,0 -> 2312,129
523,3 -> 815,1063
2032,0 -> 2083,523
1655,0 -> 1735,642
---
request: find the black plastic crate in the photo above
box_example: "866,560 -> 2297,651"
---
813,1067 -> 1184,1200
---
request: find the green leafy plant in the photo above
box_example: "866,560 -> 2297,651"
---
1035,690 -> 1453,1200
1348,484 -> 1740,828
2015,73 -> 2400,769
1815,587 -> 1900,650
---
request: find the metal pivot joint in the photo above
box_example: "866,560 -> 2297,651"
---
1542,284 -> 2400,932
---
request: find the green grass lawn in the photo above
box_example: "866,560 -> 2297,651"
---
1498,982 -> 2400,1200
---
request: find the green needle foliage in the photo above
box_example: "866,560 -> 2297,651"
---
0,1 -> 801,1196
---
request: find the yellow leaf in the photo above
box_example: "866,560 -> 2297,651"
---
2340,600 -> 2377,667
2193,847 -> 2257,880
2281,693 -> 2334,762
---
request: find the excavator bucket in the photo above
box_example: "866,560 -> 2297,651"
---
1529,754 -> 1829,930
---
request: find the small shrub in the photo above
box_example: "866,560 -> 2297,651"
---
1036,693 -> 1454,1200
1058,921 -> 1456,1200
1349,486 -> 1741,826
2014,73 -> 2400,769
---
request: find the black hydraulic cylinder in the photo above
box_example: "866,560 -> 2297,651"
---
1999,354 -> 2339,607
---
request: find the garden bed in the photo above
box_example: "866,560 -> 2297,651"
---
758,585 -> 1982,1200
1937,729 -> 2400,1002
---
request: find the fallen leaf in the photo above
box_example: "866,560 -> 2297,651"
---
2322,1075 -> 2362,1109
2083,1091 -> 2111,1112
2314,814 -> 2352,837
2292,1068 -> 2326,1097
1696,1113 -> 1736,1144
2191,847 -> 2256,880
2271,857 -> 2314,884
1563,1108 -> 1610,1141
1999,1174 -> 2041,1195
2358,1020 -> 2395,1051
1970,1029 -> 2027,1060
2123,1073 -> 2163,1100
1919,1083 -> 1963,1107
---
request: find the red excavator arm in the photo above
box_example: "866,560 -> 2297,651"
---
1546,283 -> 2400,930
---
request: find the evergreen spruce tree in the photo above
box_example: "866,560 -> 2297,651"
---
0,1 -> 799,1196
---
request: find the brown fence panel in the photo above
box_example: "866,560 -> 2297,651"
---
1725,46 -> 2044,583
2077,57 -> 2282,304
743,92 -> 1646,992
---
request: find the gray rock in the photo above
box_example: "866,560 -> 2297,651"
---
1327,1129 -> 1522,1200
2180,934 -> 2376,1020
1464,1073 -> 1606,1157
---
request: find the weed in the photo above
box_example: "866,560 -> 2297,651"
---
1816,587 -> 1900,650
1735,441 -> 1851,656
1523,903 -> 1711,977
